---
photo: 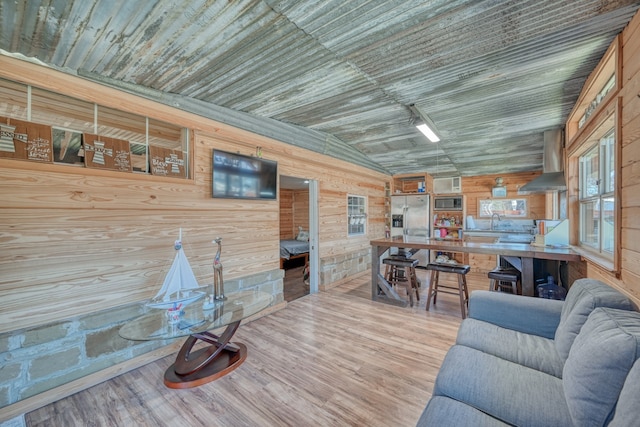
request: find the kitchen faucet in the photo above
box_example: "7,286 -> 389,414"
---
491,213 -> 502,230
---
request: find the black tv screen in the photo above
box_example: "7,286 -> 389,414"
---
212,149 -> 278,199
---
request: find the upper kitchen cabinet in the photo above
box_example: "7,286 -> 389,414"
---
392,173 -> 432,194
391,174 -> 462,195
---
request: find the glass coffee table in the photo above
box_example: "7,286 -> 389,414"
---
119,290 -> 273,389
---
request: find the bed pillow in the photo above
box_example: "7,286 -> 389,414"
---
296,227 -> 309,241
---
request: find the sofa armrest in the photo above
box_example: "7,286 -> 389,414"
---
468,291 -> 564,339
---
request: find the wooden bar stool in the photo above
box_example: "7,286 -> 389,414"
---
382,257 -> 420,307
488,267 -> 521,295
425,263 -> 471,318
384,251 -> 421,287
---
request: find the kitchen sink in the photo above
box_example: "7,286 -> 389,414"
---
497,236 -> 533,244
465,229 -> 534,244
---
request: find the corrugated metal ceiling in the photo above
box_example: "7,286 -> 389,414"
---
1,0 -> 639,176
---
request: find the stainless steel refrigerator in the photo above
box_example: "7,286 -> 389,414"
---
390,194 -> 430,266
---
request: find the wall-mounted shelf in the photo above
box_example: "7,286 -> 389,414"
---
392,173 -> 432,194
433,210 -> 464,239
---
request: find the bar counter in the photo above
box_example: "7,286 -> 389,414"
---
370,235 -> 582,305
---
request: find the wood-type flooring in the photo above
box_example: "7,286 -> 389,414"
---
283,265 -> 309,302
25,268 -> 467,427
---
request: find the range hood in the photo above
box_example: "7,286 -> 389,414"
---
519,129 -> 566,193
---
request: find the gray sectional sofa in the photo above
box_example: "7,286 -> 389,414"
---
417,278 -> 640,427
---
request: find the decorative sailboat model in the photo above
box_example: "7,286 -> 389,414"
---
147,229 -> 206,310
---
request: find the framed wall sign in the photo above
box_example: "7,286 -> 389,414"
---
83,133 -> 132,172
492,186 -> 507,198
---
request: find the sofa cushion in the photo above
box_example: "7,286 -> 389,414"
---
563,308 -> 640,427
456,318 -> 565,377
433,345 -> 572,427
417,396 -> 512,427
609,359 -> 640,426
555,279 -> 635,360
468,290 -> 563,339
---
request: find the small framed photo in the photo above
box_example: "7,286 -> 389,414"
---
492,186 -> 507,198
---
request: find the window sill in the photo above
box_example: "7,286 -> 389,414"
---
572,245 -> 615,273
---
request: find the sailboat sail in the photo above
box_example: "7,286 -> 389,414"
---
148,230 -> 205,309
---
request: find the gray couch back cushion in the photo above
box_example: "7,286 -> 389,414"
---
555,279 -> 634,360
563,308 -> 640,427
609,359 -> 640,426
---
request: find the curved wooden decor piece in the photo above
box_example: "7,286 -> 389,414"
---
163,320 -> 247,389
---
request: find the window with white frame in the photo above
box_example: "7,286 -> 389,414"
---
347,195 -> 367,236
579,130 -> 615,258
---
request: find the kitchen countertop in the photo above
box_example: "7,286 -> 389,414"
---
370,236 -> 581,303
372,235 -> 578,261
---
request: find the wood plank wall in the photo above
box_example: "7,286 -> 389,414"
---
461,172 -> 546,279
595,11 -> 640,303
279,189 -> 309,239
294,190 -> 310,235
0,56 -> 390,334
462,171 -> 546,219
280,189 -> 294,239
557,11 -> 640,306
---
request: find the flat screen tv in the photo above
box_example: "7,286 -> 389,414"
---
212,149 -> 278,199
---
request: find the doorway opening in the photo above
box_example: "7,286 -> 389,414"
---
279,175 -> 317,302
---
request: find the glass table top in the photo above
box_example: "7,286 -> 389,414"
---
119,290 -> 273,341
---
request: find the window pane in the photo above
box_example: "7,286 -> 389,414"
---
0,78 -> 190,178
149,118 -> 184,150
347,195 -> 366,236
0,78 -> 28,120
31,87 -> 94,132
603,133 -> 615,194
602,197 -> 615,253
130,142 -> 148,173
52,128 -> 84,165
148,118 -> 188,178
581,145 -> 599,198
98,105 -> 146,143
98,106 -> 148,173
580,200 -> 599,249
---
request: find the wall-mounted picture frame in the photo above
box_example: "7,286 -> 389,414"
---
149,145 -> 185,177
0,117 -> 53,162
83,133 -> 132,172
492,186 -> 507,198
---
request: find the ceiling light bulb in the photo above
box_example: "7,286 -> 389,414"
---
416,123 -> 440,142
